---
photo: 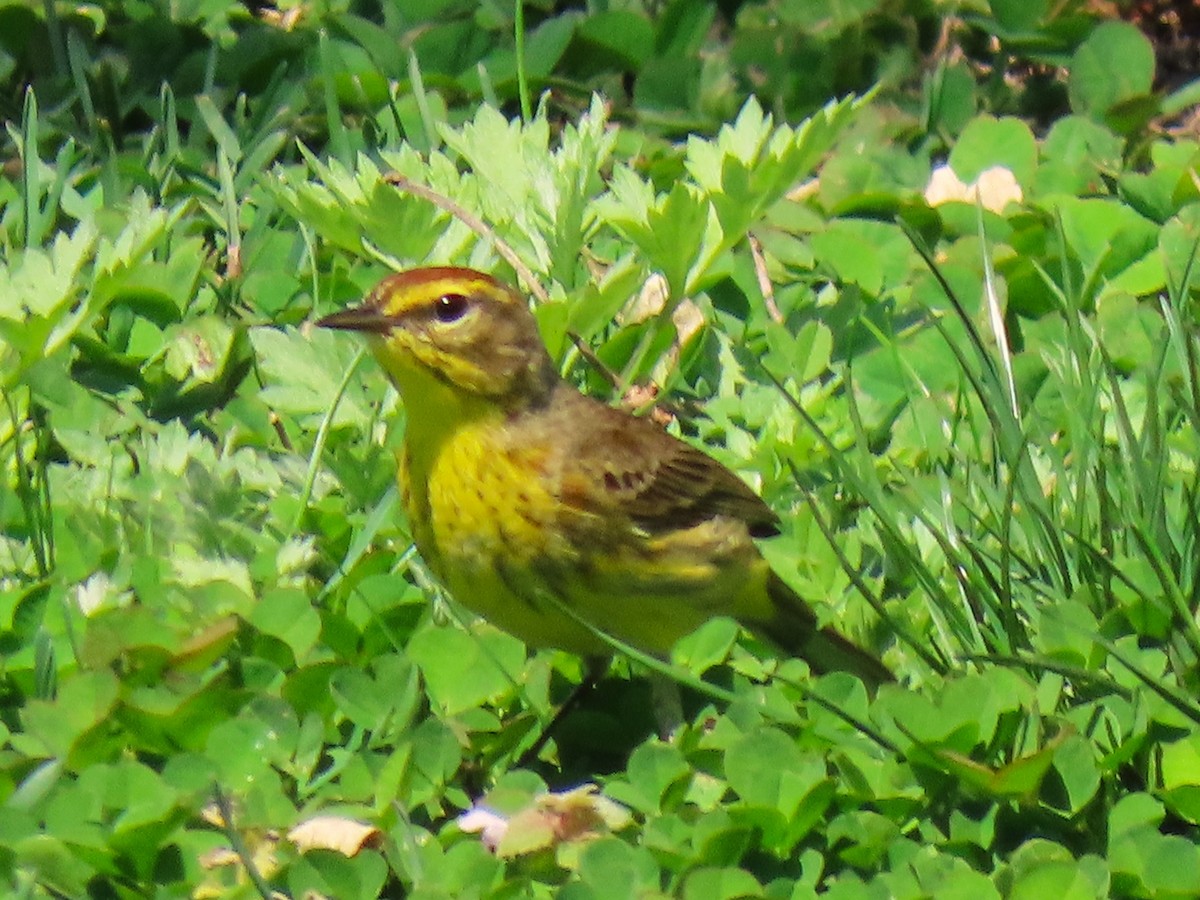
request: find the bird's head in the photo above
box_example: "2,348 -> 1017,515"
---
317,267 -> 557,407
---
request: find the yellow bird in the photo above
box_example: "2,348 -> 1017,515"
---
318,267 -> 891,687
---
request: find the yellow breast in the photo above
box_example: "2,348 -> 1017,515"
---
399,412 -> 772,657
424,421 -> 556,562
401,417 -> 608,651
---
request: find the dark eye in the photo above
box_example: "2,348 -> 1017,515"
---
434,293 -> 470,323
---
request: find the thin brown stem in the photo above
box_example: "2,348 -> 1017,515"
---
383,173 -> 549,304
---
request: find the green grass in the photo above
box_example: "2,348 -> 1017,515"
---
3,1 -> 1200,897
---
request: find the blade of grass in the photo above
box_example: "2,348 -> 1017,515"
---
898,216 -> 995,383
19,89 -> 43,250
407,51 -> 438,153
977,202 -> 1019,420
477,62 -> 501,109
1098,637 -> 1200,727
793,472 -> 949,673
3,393 -> 51,578
290,345 -> 367,541
65,30 -> 98,150
766,363 -> 978,658
319,30 -> 351,165
514,0 -> 531,123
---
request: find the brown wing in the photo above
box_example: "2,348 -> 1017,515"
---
548,387 -> 781,539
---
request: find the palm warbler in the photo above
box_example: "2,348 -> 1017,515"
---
318,267 -> 891,687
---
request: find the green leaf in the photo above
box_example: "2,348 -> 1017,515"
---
21,670 -> 120,759
576,838 -> 660,897
1160,734 -> 1200,822
1049,195 -> 1158,286
406,622 -> 525,715
683,866 -> 763,899
1034,116 -> 1122,198
253,326 -> 374,429
576,11 -> 654,70
988,0 -> 1049,32
624,742 -> 691,814
402,719 -> 462,806
204,712 -> 293,784
672,617 -> 739,674
936,734 -> 1063,802
1049,734 -> 1101,815
14,835 -> 94,898
601,173 -> 708,298
1118,140 -> 1200,222
250,588 -> 322,662
329,666 -> 393,729
287,849 -> 389,900
810,224 -> 883,295
1160,205 -> 1200,297
826,809 -> 901,868
475,12 -> 579,87
1109,792 -> 1165,839
725,726 -> 830,842
775,0 -> 878,30
1068,21 -> 1156,117
272,152 -> 446,264
1002,840 -> 1105,900
927,62 -> 978,135
0,222 -> 98,384
653,0 -> 715,57
1110,827 -> 1200,897
948,115 -> 1038,186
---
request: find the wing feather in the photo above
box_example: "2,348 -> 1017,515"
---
548,389 -> 780,539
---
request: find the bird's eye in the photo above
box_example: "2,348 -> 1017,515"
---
434,293 -> 470,323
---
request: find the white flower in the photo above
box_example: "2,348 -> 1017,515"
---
75,573 -> 131,617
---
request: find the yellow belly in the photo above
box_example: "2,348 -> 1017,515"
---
405,419 -> 597,653
404,419 -> 768,657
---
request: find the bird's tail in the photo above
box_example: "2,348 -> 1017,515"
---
753,572 -> 893,690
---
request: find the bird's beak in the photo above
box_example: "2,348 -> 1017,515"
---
315,305 -> 397,334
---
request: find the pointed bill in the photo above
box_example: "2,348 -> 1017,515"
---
315,306 -> 396,333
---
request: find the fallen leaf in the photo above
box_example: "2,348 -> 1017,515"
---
287,815 -> 381,856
